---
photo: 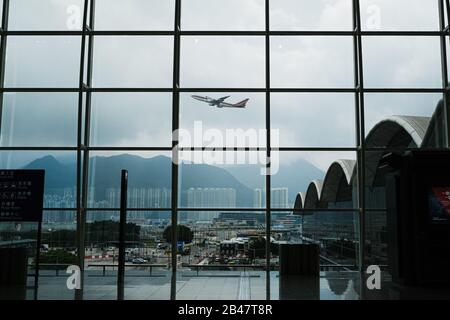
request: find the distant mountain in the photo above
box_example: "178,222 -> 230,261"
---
23,154 -> 253,207
24,155 -> 76,190
219,159 -> 325,202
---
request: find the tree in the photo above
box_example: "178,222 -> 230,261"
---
248,237 -> 279,260
39,249 -> 78,266
85,220 -> 141,246
163,225 -> 194,244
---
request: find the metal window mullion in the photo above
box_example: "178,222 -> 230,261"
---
351,0 -> 362,272
264,0 -> 271,301
353,0 -> 366,274
0,0 -> 9,139
442,0 -> 450,147
79,0 -> 96,299
74,0 -> 91,301
0,87 -> 447,93
171,0 -> 182,301
1,30 -> 447,37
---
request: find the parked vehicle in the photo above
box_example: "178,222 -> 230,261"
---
131,258 -> 148,264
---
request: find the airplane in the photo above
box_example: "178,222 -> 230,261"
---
191,95 -> 249,109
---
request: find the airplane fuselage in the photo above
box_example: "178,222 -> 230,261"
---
191,95 -> 248,109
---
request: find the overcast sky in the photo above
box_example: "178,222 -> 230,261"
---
0,0 -> 445,171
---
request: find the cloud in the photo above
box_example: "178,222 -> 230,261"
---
1,92 -> 78,146
180,36 -> 265,88
4,36 -> 81,87
90,92 -> 173,147
92,36 -> 173,87
360,0 -> 439,31
1,0 -> 445,170
270,0 -> 353,31
182,0 -> 265,31
8,0 -> 84,30
271,36 -> 354,88
95,0 -> 174,30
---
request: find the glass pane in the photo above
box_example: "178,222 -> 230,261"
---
272,208 -> 359,300
43,211 -> 77,224
178,151 -> 266,209
0,220 -> 78,300
446,0 -> 449,29
0,1 -> 3,27
271,37 -> 354,88
364,93 -> 442,147
271,151 -> 357,209
179,93 -> 266,148
180,36 -> 265,88
84,211 -> 172,300
270,0 -> 353,31
125,211 -> 171,300
90,93 -> 172,147
95,0 -> 174,31
360,0 -> 439,31
302,211 -> 359,265
362,37 -> 442,88
1,93 -> 78,147
36,215 -> 77,300
271,93 -> 356,147
364,210 -> 387,266
176,212 -> 266,300
87,152 -> 172,209
92,36 -> 173,88
0,151 -> 77,208
9,0 -> 84,30
83,212 -> 119,300
4,36 -> 81,88
181,0 -> 265,31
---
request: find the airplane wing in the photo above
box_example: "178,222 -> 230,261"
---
220,98 -> 249,108
218,96 -> 231,102
191,95 -> 210,103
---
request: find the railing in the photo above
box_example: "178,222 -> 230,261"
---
27,263 -> 73,277
184,263 -> 359,276
184,264 -> 272,276
28,261 -> 378,278
87,263 -> 168,277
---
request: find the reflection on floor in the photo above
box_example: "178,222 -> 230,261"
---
21,270 -> 450,300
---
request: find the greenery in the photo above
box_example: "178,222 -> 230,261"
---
8,221 -> 141,248
248,237 -> 279,259
163,225 -> 194,244
85,220 -> 141,246
39,249 -> 78,266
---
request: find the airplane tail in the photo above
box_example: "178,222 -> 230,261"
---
233,98 -> 249,108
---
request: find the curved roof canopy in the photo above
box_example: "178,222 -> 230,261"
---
291,99 -> 449,210
422,99 -> 446,148
293,192 -> 306,214
304,180 -> 324,209
365,115 -> 430,187
321,160 -> 356,204
366,115 -> 430,148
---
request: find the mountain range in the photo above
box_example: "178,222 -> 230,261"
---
23,154 -> 325,206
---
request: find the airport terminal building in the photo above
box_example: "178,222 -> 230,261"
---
1,1 -> 450,301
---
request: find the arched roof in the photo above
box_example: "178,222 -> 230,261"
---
366,115 -> 430,148
294,192 -> 306,214
365,115 -> 431,187
422,99 -> 446,148
304,180 -> 324,209
321,160 -> 356,203
292,102 -> 449,206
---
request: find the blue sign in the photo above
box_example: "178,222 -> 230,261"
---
0,170 -> 45,222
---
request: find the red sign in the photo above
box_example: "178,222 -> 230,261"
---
431,187 -> 450,216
